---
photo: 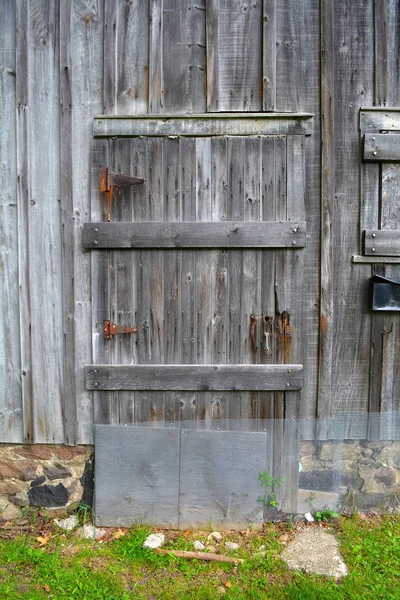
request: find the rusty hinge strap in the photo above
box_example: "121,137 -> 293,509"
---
104,320 -> 138,340
99,167 -> 145,221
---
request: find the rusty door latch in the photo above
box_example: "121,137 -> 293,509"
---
104,320 -> 138,340
99,167 -> 144,221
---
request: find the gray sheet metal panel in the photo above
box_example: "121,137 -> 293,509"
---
94,425 -> 180,527
179,429 -> 266,527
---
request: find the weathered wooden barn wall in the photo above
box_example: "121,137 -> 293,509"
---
0,0 -> 399,445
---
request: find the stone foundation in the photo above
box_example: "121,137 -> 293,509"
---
0,444 -> 94,521
299,440 -> 400,513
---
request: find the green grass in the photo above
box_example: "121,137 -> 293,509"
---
0,515 -> 399,599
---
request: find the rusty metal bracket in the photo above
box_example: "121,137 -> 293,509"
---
99,167 -> 144,221
104,320 -> 138,340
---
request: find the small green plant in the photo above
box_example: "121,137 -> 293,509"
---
314,507 -> 339,522
257,469 -> 284,510
76,503 -> 92,526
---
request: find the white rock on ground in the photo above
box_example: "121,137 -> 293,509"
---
193,540 -> 205,551
143,533 -> 165,549
281,528 -> 348,579
304,512 -> 315,522
77,523 -> 107,540
208,531 -> 222,543
55,515 -> 79,531
225,541 -> 240,551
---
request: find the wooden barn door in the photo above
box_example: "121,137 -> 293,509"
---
84,114 -> 311,512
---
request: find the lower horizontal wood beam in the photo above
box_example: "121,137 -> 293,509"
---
83,221 -> 306,249
85,364 -> 303,391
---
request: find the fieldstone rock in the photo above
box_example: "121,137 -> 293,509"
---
9,492 -> 30,507
80,455 -> 95,508
378,445 -> 400,470
28,483 -> 69,507
281,528 -> 348,578
43,465 -> 71,481
208,531 -> 222,543
30,476 -> 46,488
54,447 -> 89,461
374,467 -> 396,488
78,523 -> 107,540
0,497 -> 21,521
206,545 -> 217,553
55,515 -> 79,531
143,533 -> 165,549
193,540 -> 205,551
300,441 -> 317,457
66,480 -> 83,504
0,481 -> 25,495
299,470 -> 337,492
225,541 -> 240,551
0,459 -> 37,481
14,445 -> 52,460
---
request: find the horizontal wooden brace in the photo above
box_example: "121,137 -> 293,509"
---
83,221 -> 306,249
93,113 -> 313,138
352,255 -> 400,264
360,108 -> 400,133
363,230 -> 400,256
363,134 -> 400,161
85,364 -> 303,391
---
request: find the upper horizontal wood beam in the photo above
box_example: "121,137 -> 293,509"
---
360,108 -> 400,133
85,364 -> 303,391
363,230 -> 400,256
93,113 -> 313,138
83,221 -> 306,249
363,134 -> 400,161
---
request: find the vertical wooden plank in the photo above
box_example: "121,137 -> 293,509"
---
61,0 -> 103,444
331,0 -> 374,432
163,138 -> 181,425
276,0 -> 320,428
18,0 -> 64,443
91,140 -> 112,426
0,1 -> 22,442
103,0 -> 149,115
374,0 -> 388,106
16,0 -> 33,442
206,0 -> 263,112
135,138 -> 165,425
179,138 -> 197,426
317,0 -> 334,424
210,137 -> 229,427
242,138 -> 262,428
162,0 -> 206,113
149,0 -> 163,113
262,0 -> 276,111
226,138 -> 245,428
194,138 -> 213,427
259,138 -> 277,422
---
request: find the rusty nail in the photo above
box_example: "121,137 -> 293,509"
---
372,233 -> 376,238
371,247 -> 376,252
94,227 -> 99,232
373,151 -> 377,156
94,240 -> 98,245
94,382 -> 99,387
286,382 -> 290,387
292,227 -> 298,233
292,240 -> 297,245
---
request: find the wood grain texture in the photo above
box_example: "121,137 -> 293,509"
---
206,0 -> 263,111
331,0 -> 374,432
318,0 -> 334,422
262,0 -> 276,111
360,108 -> 400,132
86,364 -> 304,391
83,221 -> 306,248
17,0 -> 64,443
364,230 -> 400,256
0,0 -> 22,442
93,114 -> 313,138
364,134 -> 400,162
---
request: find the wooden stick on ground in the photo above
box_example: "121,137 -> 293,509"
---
155,548 -> 244,564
